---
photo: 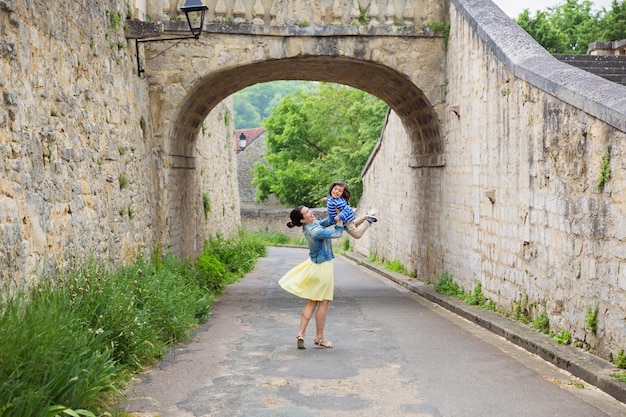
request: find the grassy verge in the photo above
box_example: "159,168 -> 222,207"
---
0,231 -> 266,417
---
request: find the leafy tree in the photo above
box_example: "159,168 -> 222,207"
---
516,10 -> 569,53
233,81 -> 315,129
252,83 -> 387,208
601,0 -> 626,41
235,100 -> 261,128
515,0 -> 624,54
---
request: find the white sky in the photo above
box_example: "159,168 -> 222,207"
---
492,0 -> 616,17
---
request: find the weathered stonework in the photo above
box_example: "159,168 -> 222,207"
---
357,0 -> 626,359
236,130 -> 283,210
0,0 -> 240,289
4,0 -> 626,361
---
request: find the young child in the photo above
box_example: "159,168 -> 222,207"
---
325,181 -> 377,239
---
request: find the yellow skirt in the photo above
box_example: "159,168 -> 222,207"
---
278,258 -> 334,301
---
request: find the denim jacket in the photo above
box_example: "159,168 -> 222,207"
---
303,217 -> 344,264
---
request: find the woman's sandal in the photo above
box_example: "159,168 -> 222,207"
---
313,338 -> 333,348
297,335 -> 305,350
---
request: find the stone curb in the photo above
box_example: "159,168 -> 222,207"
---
343,251 -> 626,404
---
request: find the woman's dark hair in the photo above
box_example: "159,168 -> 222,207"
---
328,181 -> 350,202
287,205 -> 305,228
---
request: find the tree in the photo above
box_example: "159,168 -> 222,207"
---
515,0 -> 624,54
601,0 -> 626,41
233,81 -> 315,129
252,83 -> 387,208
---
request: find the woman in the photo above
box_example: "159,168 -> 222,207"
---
279,206 -> 344,349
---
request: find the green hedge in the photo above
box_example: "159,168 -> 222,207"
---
0,231 -> 266,417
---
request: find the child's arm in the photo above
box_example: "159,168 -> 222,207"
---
329,197 -> 350,222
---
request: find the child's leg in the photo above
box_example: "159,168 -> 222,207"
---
346,220 -> 370,239
353,216 -> 366,227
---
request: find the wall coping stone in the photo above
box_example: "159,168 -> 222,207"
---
453,0 -> 626,133
125,19 -> 438,39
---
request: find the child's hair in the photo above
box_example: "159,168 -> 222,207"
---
328,181 -> 351,202
287,205 -> 305,228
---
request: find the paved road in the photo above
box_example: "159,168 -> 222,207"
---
123,246 -> 626,417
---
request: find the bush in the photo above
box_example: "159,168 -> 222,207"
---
196,252 -> 227,293
530,310 -> 550,334
203,232 -> 266,282
434,271 -> 463,297
0,232 -> 267,417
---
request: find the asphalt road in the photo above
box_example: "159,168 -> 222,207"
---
122,246 -> 626,417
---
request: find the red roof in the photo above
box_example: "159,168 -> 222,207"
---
235,127 -> 265,151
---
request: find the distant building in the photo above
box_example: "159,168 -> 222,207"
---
235,128 -> 284,209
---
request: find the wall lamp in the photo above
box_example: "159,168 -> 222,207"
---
135,0 -> 208,77
238,132 -> 247,151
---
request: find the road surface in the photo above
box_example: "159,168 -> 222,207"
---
122,246 -> 626,417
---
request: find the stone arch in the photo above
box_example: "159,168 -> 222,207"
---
164,55 -> 444,257
171,56 -> 443,160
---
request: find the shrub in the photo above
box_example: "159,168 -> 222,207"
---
196,252 -> 227,293
530,310 -> 550,334
434,271 -> 463,297
0,232 -> 267,417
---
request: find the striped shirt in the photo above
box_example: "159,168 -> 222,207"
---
326,196 -> 355,224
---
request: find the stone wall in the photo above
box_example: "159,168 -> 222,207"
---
241,208 -> 327,240
357,0 -> 626,358
0,0 -> 240,289
237,131 -> 283,209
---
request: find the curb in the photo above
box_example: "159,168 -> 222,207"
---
343,251 -> 626,404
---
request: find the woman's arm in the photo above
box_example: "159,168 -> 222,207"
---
318,216 -> 334,228
308,222 -> 343,240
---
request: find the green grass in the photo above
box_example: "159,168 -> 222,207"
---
611,371 -> 626,383
366,253 -> 416,278
434,271 -> 463,297
530,310 -> 550,334
0,232 -> 266,417
584,303 -> 598,334
614,348 -> 626,369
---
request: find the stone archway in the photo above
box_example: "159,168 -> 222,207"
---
144,29 -> 447,257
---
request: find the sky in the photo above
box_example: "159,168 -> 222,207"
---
492,0 -> 616,17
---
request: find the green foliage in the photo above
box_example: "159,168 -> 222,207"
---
434,271 -> 463,297
252,83 -> 387,208
463,282 -> 489,307
385,259 -> 416,278
615,348 -> 626,369
366,253 -> 414,278
139,116 -> 147,138
0,233 -> 267,417
511,294 -> 531,324
610,371 -> 626,383
341,237 -> 352,252
357,3 -> 370,24
233,81 -> 314,129
584,303 -> 598,333
595,148 -> 611,191
106,10 -> 123,31
202,192 -> 211,219
433,274 -> 496,311
202,232 -> 267,284
195,253 -> 226,294
515,0 -> 626,53
530,310 -> 550,334
426,21 -> 451,47
553,329 -> 572,344
601,0 -> 626,41
118,173 -> 129,190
